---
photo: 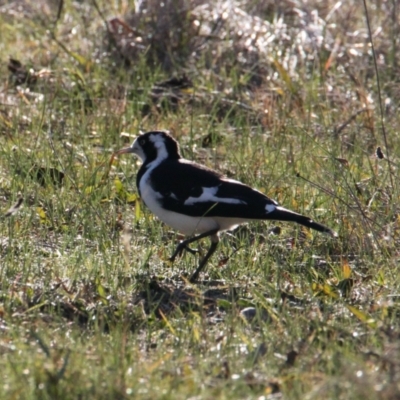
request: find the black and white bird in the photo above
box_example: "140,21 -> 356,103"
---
115,130 -> 336,282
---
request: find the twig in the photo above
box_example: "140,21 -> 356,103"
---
91,0 -> 132,66
362,0 -> 394,189
54,0 -> 64,25
334,108 -> 371,136
295,173 -> 383,230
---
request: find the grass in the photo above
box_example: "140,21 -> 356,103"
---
0,0 -> 400,399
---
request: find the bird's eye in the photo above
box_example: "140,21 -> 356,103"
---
139,138 -> 145,146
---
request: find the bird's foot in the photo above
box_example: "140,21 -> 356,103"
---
169,242 -> 199,262
184,245 -> 199,256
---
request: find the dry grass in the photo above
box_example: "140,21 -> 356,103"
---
0,0 -> 400,399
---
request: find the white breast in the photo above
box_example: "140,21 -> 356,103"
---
140,183 -> 218,235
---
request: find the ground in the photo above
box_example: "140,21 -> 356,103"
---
0,1 -> 399,399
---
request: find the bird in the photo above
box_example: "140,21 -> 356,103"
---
114,130 -> 337,282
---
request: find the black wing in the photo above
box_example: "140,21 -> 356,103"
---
150,159 -> 277,219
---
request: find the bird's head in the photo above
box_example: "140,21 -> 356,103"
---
115,130 -> 181,164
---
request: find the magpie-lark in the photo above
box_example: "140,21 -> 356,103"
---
115,130 -> 336,282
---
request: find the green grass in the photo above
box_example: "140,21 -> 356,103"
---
0,1 -> 400,399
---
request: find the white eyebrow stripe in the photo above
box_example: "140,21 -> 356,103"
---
184,187 -> 247,206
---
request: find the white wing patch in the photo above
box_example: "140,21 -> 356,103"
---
265,204 -> 276,213
184,186 -> 246,206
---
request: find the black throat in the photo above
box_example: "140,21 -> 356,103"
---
135,133 -> 181,195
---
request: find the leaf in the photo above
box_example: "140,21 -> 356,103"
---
26,300 -> 49,313
311,283 -> 338,299
335,157 -> 349,167
158,309 -> 177,336
67,51 -> 92,71
346,305 -> 376,328
85,186 -> 95,195
114,178 -> 125,197
272,58 -> 297,95
70,68 -> 86,86
135,197 -> 141,220
237,299 -> 255,308
377,270 -> 385,285
96,280 -> 108,305
217,299 -> 232,309
50,33 -> 92,71
322,283 -> 338,298
180,87 -> 194,94
0,112 -> 12,128
126,193 -> 138,203
191,325 -> 200,342
114,179 -> 137,203
341,259 -> 352,279
36,207 -> 49,224
96,280 -> 106,297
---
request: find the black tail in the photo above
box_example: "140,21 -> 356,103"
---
267,206 -> 337,237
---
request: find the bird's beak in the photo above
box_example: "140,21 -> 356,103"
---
110,145 -> 135,167
112,138 -> 145,162
115,136 -> 140,156
114,146 -> 135,155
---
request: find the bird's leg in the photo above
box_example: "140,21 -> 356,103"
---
169,241 -> 194,261
189,234 -> 219,283
169,229 -> 219,262
182,245 -> 199,256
